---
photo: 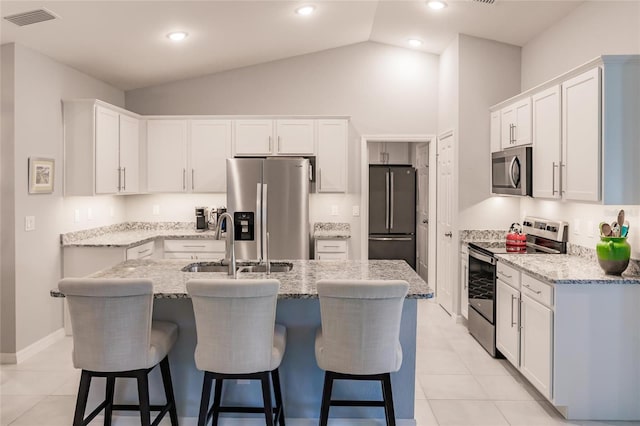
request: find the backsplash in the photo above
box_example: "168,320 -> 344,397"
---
60,222 -> 194,245
459,230 -> 507,242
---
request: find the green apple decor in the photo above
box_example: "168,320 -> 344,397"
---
596,237 -> 631,275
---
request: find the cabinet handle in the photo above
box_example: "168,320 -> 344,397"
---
511,294 -> 517,327
552,162 -> 558,195
513,124 -> 517,143
123,167 -> 126,191
559,162 -> 565,195
138,248 -> 151,255
183,169 -> 186,190
184,245 -> 206,248
463,264 -> 468,290
192,169 -> 195,191
269,136 -> 272,152
277,135 -> 281,152
322,245 -> 341,248
519,299 -> 524,330
523,283 -> 542,295
117,167 -> 122,191
317,168 -> 322,189
498,270 -> 512,279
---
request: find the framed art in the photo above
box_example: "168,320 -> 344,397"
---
28,157 -> 55,194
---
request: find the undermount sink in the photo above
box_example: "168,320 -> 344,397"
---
181,262 -> 293,273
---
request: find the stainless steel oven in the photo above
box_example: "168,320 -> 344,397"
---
492,146 -> 532,196
467,246 -> 497,356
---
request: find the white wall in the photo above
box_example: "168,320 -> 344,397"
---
522,1 -> 640,90
519,1 -> 640,254
1,43 -> 125,354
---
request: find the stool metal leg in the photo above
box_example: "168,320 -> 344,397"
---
159,357 -> 179,426
319,372 -> 334,426
103,376 -> 115,426
198,372 -> 213,426
211,378 -> 223,426
260,372 -> 274,426
136,371 -> 151,426
73,370 -> 91,426
382,373 -> 396,426
271,369 -> 285,426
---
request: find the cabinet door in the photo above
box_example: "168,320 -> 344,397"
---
190,120 -> 231,192
501,106 -> 515,149
275,119 -> 315,155
94,106 -> 120,194
490,111 -> 501,153
385,142 -> 410,165
460,255 -> 469,319
513,98 -> 532,146
317,119 -> 347,193
532,86 -> 561,199
496,280 -> 520,367
562,67 -> 601,202
368,142 -> 384,164
520,293 -> 553,399
147,120 -> 188,192
119,114 -> 139,194
234,120 -> 273,155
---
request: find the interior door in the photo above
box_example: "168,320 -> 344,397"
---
416,143 -> 429,282
436,132 -> 455,315
389,166 -> 415,234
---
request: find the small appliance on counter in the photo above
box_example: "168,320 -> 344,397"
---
195,207 -> 208,232
207,206 -> 227,232
505,222 -> 526,252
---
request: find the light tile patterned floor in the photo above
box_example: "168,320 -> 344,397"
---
1,300 -> 638,425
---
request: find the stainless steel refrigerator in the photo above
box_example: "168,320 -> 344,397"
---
227,158 -> 309,260
368,165 -> 416,269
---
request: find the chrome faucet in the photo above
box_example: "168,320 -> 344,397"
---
215,212 -> 236,278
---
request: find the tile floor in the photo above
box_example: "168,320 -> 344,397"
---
1,300 -> 638,425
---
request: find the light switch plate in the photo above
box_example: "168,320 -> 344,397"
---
25,216 -> 35,231
74,209 -> 80,223
153,205 -> 160,216
87,207 -> 93,221
352,205 -> 360,217
331,205 -> 339,216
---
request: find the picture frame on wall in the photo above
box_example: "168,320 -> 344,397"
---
28,157 -> 55,194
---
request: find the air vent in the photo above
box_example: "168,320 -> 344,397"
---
473,0 -> 496,3
4,8 -> 58,26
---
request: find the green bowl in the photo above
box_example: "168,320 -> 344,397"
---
596,236 -> 631,275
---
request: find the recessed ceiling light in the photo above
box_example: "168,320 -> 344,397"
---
295,5 -> 316,16
427,1 -> 447,10
167,31 -> 188,42
408,39 -> 423,48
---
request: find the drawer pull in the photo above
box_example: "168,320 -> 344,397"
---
498,271 -> 512,279
322,245 -> 341,248
138,248 -> 151,254
523,284 -> 542,295
184,245 -> 206,248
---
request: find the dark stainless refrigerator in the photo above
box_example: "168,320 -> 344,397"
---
368,165 -> 416,269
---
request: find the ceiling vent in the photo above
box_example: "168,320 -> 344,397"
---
472,0 -> 496,4
4,8 -> 58,26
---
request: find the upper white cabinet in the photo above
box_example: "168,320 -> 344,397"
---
490,111 -> 501,153
190,120 -> 232,192
275,120 -> 315,155
369,142 -> 410,164
500,97 -> 531,149
234,120 -> 274,156
234,119 -> 315,156
64,100 -> 140,196
532,85 -> 562,199
147,120 -> 188,192
317,119 -> 348,192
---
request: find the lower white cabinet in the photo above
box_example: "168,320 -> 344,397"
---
496,279 -> 520,367
126,241 -> 155,260
315,239 -> 348,260
163,239 -> 226,260
520,293 -> 553,399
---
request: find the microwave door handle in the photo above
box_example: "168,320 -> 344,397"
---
508,157 -> 518,188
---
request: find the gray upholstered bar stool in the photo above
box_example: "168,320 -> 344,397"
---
59,278 -> 179,426
315,279 -> 409,426
187,279 -> 286,426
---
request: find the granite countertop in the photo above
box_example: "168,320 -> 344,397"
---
313,222 -> 351,239
496,253 -> 640,285
51,259 -> 433,299
64,228 -> 220,248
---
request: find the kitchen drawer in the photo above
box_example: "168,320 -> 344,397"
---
317,252 -> 348,261
521,273 -> 553,307
163,239 -> 224,253
126,241 -> 155,260
497,261 -> 521,290
164,252 -> 224,260
316,239 -> 347,253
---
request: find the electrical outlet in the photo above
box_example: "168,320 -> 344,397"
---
352,205 -> 360,217
153,205 -> 160,216
74,209 -> 80,223
87,207 -> 93,221
25,216 -> 35,231
331,205 -> 339,216
573,219 -> 581,235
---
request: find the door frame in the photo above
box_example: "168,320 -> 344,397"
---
359,134 -> 437,287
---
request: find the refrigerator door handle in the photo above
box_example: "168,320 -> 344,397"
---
390,171 -> 395,230
256,183 -> 262,262
385,171 -> 390,229
262,183 -> 268,262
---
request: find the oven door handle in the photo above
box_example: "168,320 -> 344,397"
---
468,248 -> 496,265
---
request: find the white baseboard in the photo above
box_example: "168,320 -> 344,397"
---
0,328 -> 65,365
99,416 -> 416,426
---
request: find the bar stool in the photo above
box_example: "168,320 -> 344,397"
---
315,279 -> 409,426
187,279 -> 286,426
59,278 -> 179,426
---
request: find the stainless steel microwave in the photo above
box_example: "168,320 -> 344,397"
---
491,146 -> 532,196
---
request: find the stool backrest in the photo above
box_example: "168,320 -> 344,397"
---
58,278 -> 154,372
316,279 -> 409,375
187,279 -> 280,374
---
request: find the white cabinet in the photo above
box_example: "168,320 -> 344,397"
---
275,120 -> 315,155
496,279 -> 520,367
234,120 -> 274,156
315,239 -> 348,260
126,241 -> 155,260
163,239 -> 226,260
490,111 -> 501,153
459,245 -> 469,319
190,120 -> 232,192
317,119 -> 348,193
148,119 -> 230,193
562,68 -> 601,202
63,100 -> 140,196
147,120 -> 188,192
520,293 -> 553,399
500,98 -> 531,149
532,85 -> 562,199
369,142 -> 410,164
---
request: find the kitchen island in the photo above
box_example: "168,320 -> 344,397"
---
52,259 -> 432,425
